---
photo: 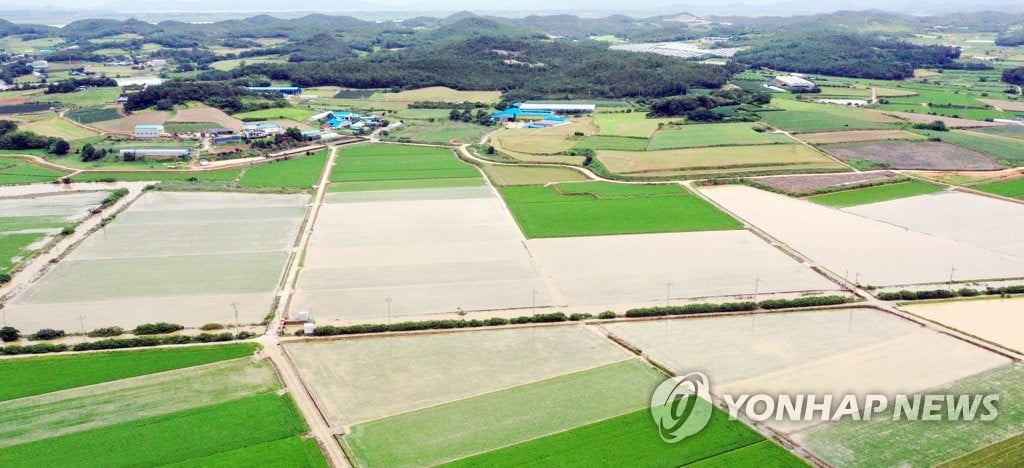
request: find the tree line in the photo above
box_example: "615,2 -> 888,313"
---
123,81 -> 287,114
0,120 -> 69,154
646,89 -> 772,120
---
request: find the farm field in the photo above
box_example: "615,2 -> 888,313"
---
698,185 -> 1024,286
70,169 -> 240,182
844,191 -> 1024,258
820,141 -> 1003,170
799,129 -> 926,144
799,364 -> 1024,467
294,164 -> 552,320
876,110 -> 1004,128
593,112 -> 677,138
807,180 -> 943,207
939,434 -> 1024,468
903,298 -> 1024,353
0,358 -> 280,448
66,106 -> 121,124
647,123 -> 792,149
387,119 -> 496,145
37,87 -> 121,107
758,100 -> 897,133
330,144 -> 479,182
233,107 -> 317,122
343,360 -> 664,468
4,191 -> 308,331
0,392 -> 321,467
482,164 -> 588,186
974,125 -> 1024,140
499,182 -> 742,238
168,107 -> 244,131
603,308 -> 1011,434
972,177 -> 1024,199
0,156 -> 67,185
327,177 -> 484,192
916,130 -> 1024,167
596,144 -> 845,177
0,343 -> 258,401
443,406 -> 802,468
527,231 -> 840,307
238,149 -> 327,188
209,56 -> 287,71
575,135 -> 648,151
751,171 -> 901,195
19,113 -> 100,140
286,326 -> 633,425
0,189 -> 109,274
376,86 -> 501,103
491,119 -> 596,155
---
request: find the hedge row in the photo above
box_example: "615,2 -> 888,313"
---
623,296 -> 851,317
309,313 -> 580,337
877,285 -> 1024,301
0,332 -> 257,356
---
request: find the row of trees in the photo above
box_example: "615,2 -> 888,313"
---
646,89 -> 772,119
123,81 -> 287,114
1003,67 -> 1024,86
44,77 -> 118,94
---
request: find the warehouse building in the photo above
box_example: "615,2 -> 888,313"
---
246,86 -> 302,95
134,124 -> 164,139
518,102 -> 596,113
771,75 -> 816,91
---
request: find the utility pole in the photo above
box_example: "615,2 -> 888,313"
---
949,266 -> 957,292
531,289 -> 538,314
665,282 -> 673,307
78,314 -> 85,337
754,277 -> 761,304
231,301 -> 240,329
385,296 -> 392,328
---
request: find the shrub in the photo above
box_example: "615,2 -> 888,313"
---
0,273 -> 10,284
30,328 -> 66,341
758,296 -> 850,310
310,313 -> 568,337
0,326 -> 20,342
87,326 -> 124,338
0,343 -> 69,355
236,331 -> 257,339
598,311 -> 617,320
201,323 -> 225,331
625,302 -> 757,318
60,226 -> 75,235
132,322 -> 184,335
569,313 -> 593,321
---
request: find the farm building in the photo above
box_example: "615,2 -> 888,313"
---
119,148 -> 190,159
490,108 -> 557,123
246,86 -> 302,95
301,130 -> 322,141
134,124 -> 164,139
148,59 -> 167,67
519,102 -> 596,113
204,128 -> 234,136
30,60 -> 48,70
243,122 -> 283,138
213,135 -> 242,145
772,75 -> 816,91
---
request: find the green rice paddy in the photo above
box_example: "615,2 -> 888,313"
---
972,177 -> 1024,199
328,177 -> 483,192
331,144 -> 480,183
807,180 -> 943,207
0,343 -> 259,401
499,182 -> 742,238
647,123 -> 792,150
238,150 -> 327,188
70,169 -> 241,183
0,157 -> 67,185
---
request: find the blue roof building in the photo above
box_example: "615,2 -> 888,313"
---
246,86 -> 302,95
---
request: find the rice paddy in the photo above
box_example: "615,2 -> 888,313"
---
238,149 -> 328,188
330,144 -> 480,183
807,180 -> 944,207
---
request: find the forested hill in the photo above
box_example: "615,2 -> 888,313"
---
733,31 -> 961,80
229,33 -> 740,100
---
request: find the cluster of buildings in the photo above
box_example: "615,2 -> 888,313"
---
490,102 -> 595,128
318,110 -> 383,133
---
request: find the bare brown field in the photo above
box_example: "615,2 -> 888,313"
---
751,171 -> 901,195
0,96 -> 29,105
979,99 -> 1024,112
597,145 -> 844,175
875,110 -> 1003,128
800,130 -> 925,144
821,141 -> 1003,170
168,107 -> 243,131
92,111 -> 170,133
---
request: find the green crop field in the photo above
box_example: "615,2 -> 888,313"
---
0,232 -> 45,274
442,404 -> 803,467
0,157 -> 67,185
164,122 -> 222,133
593,112 -> 677,138
974,126 -> 1024,140
234,107 -> 317,122
973,177 -> 1024,199
70,169 -> 241,182
331,144 -> 480,183
939,434 -> 1024,468
343,360 -> 664,468
0,343 -> 259,401
483,165 -> 589,186
576,135 -> 648,151
807,180 -> 943,207
802,364 -> 1024,468
759,100 -> 897,133
499,182 -> 742,237
66,106 -> 122,124
239,150 -> 327,188
37,87 -> 121,107
328,177 -> 483,192
170,435 -> 328,468
648,123 -> 792,150
0,392 -> 318,467
20,113 -> 100,141
915,130 -> 1024,167
386,119 -> 494,145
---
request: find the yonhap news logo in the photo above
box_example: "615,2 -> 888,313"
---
651,372 -> 1000,443
650,372 -> 714,443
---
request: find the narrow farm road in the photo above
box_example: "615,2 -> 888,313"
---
256,145 -> 351,468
